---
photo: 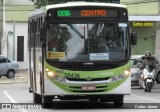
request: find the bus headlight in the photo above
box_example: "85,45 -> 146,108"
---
123,70 -> 130,77
48,71 -> 56,77
111,74 -> 124,82
109,70 -> 130,83
46,69 -> 58,80
111,76 -> 118,82
46,68 -> 66,82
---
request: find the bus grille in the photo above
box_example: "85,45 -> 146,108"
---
66,77 -> 110,81
60,66 -> 110,71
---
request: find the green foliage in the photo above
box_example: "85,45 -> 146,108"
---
34,0 -> 46,9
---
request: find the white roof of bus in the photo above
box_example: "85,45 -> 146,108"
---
29,2 -> 126,17
46,2 -> 126,9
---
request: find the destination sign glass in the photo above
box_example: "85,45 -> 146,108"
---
57,9 -> 118,18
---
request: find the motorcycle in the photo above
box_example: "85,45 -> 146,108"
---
141,65 -> 156,92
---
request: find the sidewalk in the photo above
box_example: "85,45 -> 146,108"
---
0,69 -> 29,84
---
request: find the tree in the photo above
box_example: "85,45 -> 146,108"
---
34,0 -> 46,8
34,0 -> 119,9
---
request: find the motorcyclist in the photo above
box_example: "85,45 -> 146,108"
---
139,51 -> 157,69
139,51 -> 157,91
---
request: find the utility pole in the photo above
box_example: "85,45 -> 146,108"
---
13,20 -> 15,61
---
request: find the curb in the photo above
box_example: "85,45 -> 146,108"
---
0,77 -> 28,84
0,80 -> 28,84
0,81 -> 28,84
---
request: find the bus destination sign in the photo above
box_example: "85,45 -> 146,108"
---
57,9 -> 118,18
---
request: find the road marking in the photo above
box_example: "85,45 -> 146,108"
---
131,94 -> 160,103
3,90 -> 28,112
3,90 -> 17,103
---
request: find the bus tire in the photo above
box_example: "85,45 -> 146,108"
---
113,95 -> 124,107
42,96 -> 53,108
89,98 -> 98,103
33,92 -> 42,104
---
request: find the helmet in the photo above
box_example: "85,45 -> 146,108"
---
145,51 -> 151,59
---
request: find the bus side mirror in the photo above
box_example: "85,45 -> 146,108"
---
131,32 -> 137,45
40,27 -> 46,41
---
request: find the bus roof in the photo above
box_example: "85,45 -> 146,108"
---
46,2 -> 126,10
29,2 -> 126,17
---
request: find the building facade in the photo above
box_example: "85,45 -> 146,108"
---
2,0 -> 35,69
0,0 -> 3,54
121,0 -> 160,61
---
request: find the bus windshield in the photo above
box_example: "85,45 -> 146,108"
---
46,22 -> 129,62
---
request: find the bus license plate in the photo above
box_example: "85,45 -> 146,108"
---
82,85 -> 95,90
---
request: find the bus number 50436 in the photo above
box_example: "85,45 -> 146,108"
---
64,73 -> 80,79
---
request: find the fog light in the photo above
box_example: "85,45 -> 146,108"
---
111,76 -> 118,82
59,77 -> 65,82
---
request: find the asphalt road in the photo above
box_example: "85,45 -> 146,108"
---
0,83 -> 160,112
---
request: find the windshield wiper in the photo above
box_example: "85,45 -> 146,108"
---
67,24 -> 85,39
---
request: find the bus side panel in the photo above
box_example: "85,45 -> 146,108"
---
35,49 -> 42,94
44,75 -> 64,95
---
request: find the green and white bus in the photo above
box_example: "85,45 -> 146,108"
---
28,1 -> 137,108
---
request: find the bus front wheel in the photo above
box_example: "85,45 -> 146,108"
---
113,95 -> 124,107
42,96 -> 53,108
33,92 -> 42,104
